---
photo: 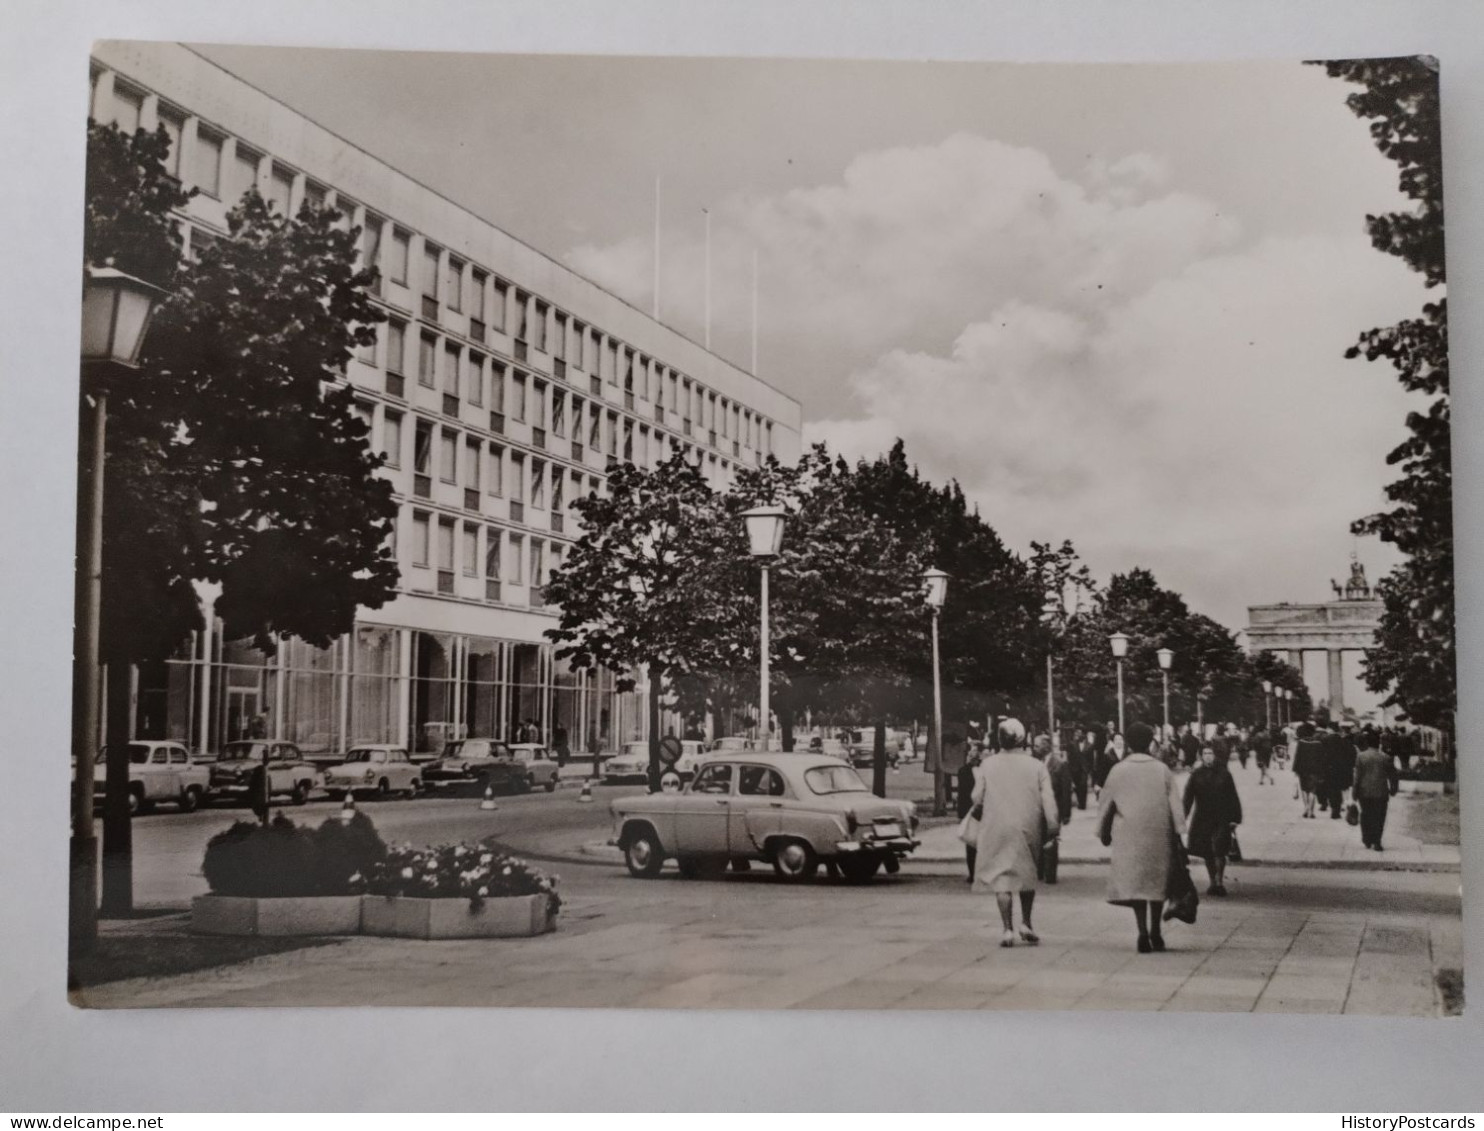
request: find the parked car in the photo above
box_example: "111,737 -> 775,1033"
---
323,745 -> 423,799
208,740 -> 322,806
508,743 -> 561,792
707,736 -> 751,754
846,730 -> 901,769
610,753 -> 918,884
423,738 -> 529,794
813,737 -> 851,761
93,741 -> 210,815
602,742 -> 652,784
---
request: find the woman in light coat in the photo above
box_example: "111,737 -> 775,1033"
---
972,719 -> 1061,947
1097,721 -> 1187,953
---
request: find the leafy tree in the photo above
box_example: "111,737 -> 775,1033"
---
848,443 -> 1046,760
1029,539 -> 1099,733
85,121 -> 397,902
1318,57 -> 1453,732
543,454 -> 750,789
730,447 -> 928,794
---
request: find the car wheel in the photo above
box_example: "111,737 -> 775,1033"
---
515,774 -> 533,795
623,826 -> 664,878
290,781 -> 309,806
127,788 -> 144,817
376,778 -> 391,799
838,855 -> 881,884
544,776 -> 557,793
406,778 -> 421,799
179,786 -> 202,813
771,839 -> 818,882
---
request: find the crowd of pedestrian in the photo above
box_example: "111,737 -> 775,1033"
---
955,709 -> 1410,954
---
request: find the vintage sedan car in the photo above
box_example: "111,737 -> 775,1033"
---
93,741 -> 210,815
208,740 -> 322,805
507,743 -> 561,792
605,739 -> 712,787
610,753 -> 918,884
707,736 -> 752,754
423,738 -> 529,794
323,745 -> 422,799
601,742 -> 652,784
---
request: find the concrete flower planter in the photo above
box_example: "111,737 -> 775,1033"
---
360,893 -> 556,939
191,894 -> 364,936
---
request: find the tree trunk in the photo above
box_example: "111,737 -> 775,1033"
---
779,707 -> 795,752
100,662 -> 133,916
647,664 -> 663,793
871,720 -> 888,798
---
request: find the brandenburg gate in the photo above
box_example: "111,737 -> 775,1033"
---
1245,558 -> 1383,714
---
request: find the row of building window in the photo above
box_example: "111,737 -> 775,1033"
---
405,510 -> 561,597
94,67 -> 778,464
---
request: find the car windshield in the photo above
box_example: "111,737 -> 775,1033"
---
343,749 -> 381,763
221,742 -> 270,761
804,765 -> 870,795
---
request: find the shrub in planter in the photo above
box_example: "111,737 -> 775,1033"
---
364,842 -> 562,915
201,811 -> 387,898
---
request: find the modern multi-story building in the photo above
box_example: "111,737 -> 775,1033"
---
87,41 -> 803,760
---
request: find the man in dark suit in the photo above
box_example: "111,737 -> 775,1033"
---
1322,724 -> 1358,819
1353,728 -> 1399,850
1068,728 -> 1092,810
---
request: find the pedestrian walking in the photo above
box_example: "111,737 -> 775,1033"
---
1291,722 -> 1323,818
1094,732 -> 1124,797
1069,728 -> 1093,811
1037,735 -> 1073,885
956,745 -> 983,883
1183,743 -> 1243,895
1179,725 -> 1201,769
970,719 -> 1060,947
1321,723 -> 1357,819
1353,728 -> 1399,851
1252,726 -> 1274,785
1097,722 -> 1187,953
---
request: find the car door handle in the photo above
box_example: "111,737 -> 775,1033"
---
769,802 -> 783,808
714,799 -> 728,806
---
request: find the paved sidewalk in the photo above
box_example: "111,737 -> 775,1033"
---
76,864 -> 1461,1014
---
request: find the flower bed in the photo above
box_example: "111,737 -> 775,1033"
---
190,815 -> 561,938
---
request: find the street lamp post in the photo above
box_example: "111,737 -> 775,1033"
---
1262,680 -> 1273,730
923,568 -> 950,817
73,266 -> 165,952
741,505 -> 787,752
1109,632 -> 1130,736
1157,648 -> 1173,737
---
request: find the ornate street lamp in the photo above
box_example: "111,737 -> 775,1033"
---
1109,632 -> 1130,736
741,505 -> 787,751
1262,679 -> 1274,730
73,266 -> 166,951
1157,647 -> 1173,737
923,568 -> 950,815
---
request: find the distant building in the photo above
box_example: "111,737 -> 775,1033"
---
88,42 -> 803,758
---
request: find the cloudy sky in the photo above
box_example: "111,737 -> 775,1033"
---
195,46 -> 1430,670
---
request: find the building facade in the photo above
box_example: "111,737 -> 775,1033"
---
88,42 -> 803,760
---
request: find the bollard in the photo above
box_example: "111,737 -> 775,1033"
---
480,786 -> 498,811
338,792 -> 356,824
577,781 -> 594,804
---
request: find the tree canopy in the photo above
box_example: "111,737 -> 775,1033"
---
86,120 -> 399,671
1318,57 -> 1453,731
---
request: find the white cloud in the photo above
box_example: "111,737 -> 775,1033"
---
566,132 -> 1429,630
